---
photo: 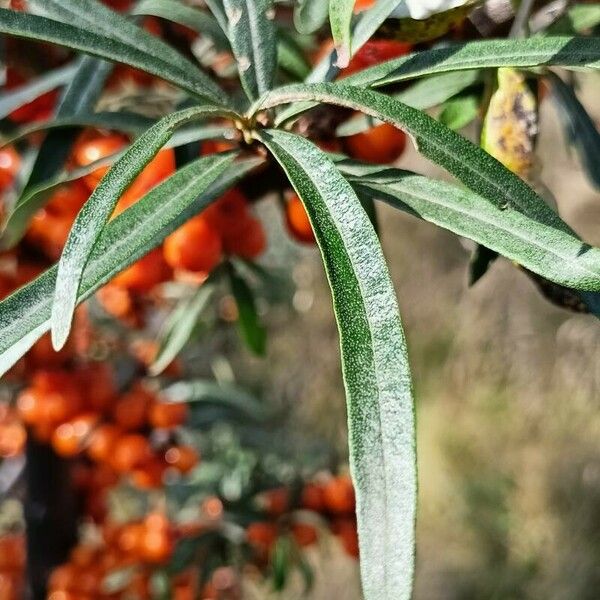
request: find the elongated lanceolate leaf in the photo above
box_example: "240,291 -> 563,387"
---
0,8 -> 225,104
222,0 -> 277,100
548,71 -> 600,190
277,36 -> 600,123
341,163 -> 600,291
51,105 -> 237,350
329,0 -> 355,68
0,154 -> 263,378
307,0 -> 402,83
259,83 -> 572,235
294,0 -> 329,34
133,0 -> 230,51
259,129 -> 416,600
0,62 -> 77,120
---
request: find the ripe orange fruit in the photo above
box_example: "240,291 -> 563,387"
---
111,247 -> 172,293
332,518 -> 359,557
96,284 -> 134,320
203,189 -> 249,235
0,534 -> 25,571
87,424 -> 122,463
200,140 -> 237,155
0,147 -> 21,189
75,362 -> 116,412
291,523 -> 318,547
323,475 -> 355,514
354,0 -> 375,12
112,387 -> 152,431
163,216 -> 222,273
344,122 -> 407,164
6,68 -> 58,123
45,180 -> 89,218
285,194 -> 315,244
51,412 -> 98,457
148,401 -> 188,429
111,434 -> 152,473
132,457 -> 166,489
246,522 -> 277,556
74,134 -> 129,191
222,216 -> 266,259
164,445 -> 199,474
260,488 -> 289,516
301,482 -> 325,511
343,40 -> 413,77
0,421 -> 26,458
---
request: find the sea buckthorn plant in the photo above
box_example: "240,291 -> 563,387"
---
0,0 -> 600,598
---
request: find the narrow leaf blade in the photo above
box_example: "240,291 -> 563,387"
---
329,0 -> 354,68
260,129 -> 416,600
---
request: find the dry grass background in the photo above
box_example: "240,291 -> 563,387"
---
233,74 -> 600,599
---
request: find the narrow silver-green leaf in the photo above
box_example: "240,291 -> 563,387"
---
0,154 -> 263,377
260,128 -> 416,600
277,36 -> 600,123
1,125 -> 234,249
222,0 -> 277,100
259,83 -> 573,234
1,112 -> 155,147
0,8 -> 225,104
133,0 -> 230,51
438,94 -> 479,130
341,163 -> 600,291
293,0 -> 329,34
547,71 -> 600,190
0,62 -> 77,120
329,0 -> 354,68
277,29 -> 311,79
150,283 -> 215,375
51,105 -> 236,350
337,70 -> 481,136
307,0 -> 409,83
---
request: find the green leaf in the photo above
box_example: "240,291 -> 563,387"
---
1,112 -> 155,147
51,105 -> 237,350
259,83 -> 572,234
205,0 -> 228,33
1,125 -> 235,249
277,29 -> 311,80
162,378 -> 272,421
222,0 -> 277,100
132,0 -> 230,51
259,129 -> 416,600
307,0 -> 401,83
277,36 -> 600,123
0,154 -> 263,377
0,7 -> 225,104
438,94 -> 479,131
329,0 -> 354,68
545,4 -> 600,35
293,0 -> 329,34
337,70 -> 481,136
150,283 -> 215,376
228,264 -> 266,356
342,163 -> 600,291
0,62 -> 77,120
547,71 -> 600,190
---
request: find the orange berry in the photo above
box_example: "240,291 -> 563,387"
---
131,457 -> 166,489
343,40 -> 413,77
111,434 -> 152,473
111,247 -> 172,293
69,545 -> 98,568
354,0 -> 375,12
149,401 -> 188,429
332,518 -> 359,557
113,387 -> 152,431
96,283 -> 134,319
50,412 -> 98,457
203,189 -> 249,235
74,134 -> 128,190
291,523 -> 318,547
87,423 -> 121,463
45,180 -> 89,218
301,482 -> 325,512
0,422 -> 26,458
75,362 -> 117,412
246,522 -> 277,558
140,512 -> 173,563
223,216 -> 266,259
0,147 -> 21,189
163,216 -> 222,273
285,194 -> 315,244
260,487 -> 289,516
48,564 -> 77,592
344,122 -> 407,164
117,522 -> 145,555
200,140 -> 237,155
26,333 -> 73,369
164,445 -> 199,474
0,535 -> 25,571
323,475 -> 355,514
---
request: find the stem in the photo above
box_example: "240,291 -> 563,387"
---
24,437 -> 78,599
